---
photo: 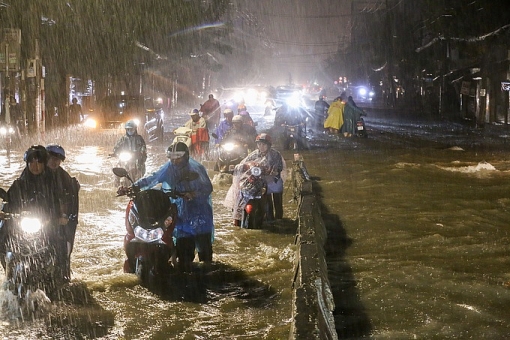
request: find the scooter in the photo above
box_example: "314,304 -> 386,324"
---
0,188 -> 68,307
111,150 -> 145,187
356,117 -> 368,138
0,123 -> 16,155
237,162 -> 267,229
172,126 -> 209,161
114,167 -> 199,282
282,124 -> 301,150
212,134 -> 249,174
171,126 -> 192,148
114,167 -> 177,284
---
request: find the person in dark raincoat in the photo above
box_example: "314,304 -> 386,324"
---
0,145 -> 68,274
46,144 -> 80,279
342,96 -> 366,137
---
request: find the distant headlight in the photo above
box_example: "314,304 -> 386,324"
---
369,91 -> 375,97
134,226 -> 164,242
132,118 -> 141,127
84,118 -> 97,128
358,88 -> 367,96
20,217 -> 42,234
222,142 -> 236,151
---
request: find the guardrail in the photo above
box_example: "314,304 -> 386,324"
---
289,155 -> 338,340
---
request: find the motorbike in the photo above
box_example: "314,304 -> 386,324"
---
111,150 -> 145,187
212,134 -> 249,174
0,188 -> 68,307
356,117 -> 368,138
0,123 -> 17,154
236,162 -> 267,229
282,124 -> 303,150
113,167 -> 199,282
171,126 -> 193,148
172,126 -> 210,161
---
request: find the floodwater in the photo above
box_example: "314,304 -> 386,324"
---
0,108 -> 297,339
305,110 -> 510,339
1,106 -> 510,339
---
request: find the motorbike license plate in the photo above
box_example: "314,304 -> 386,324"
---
289,127 -> 296,132
357,125 -> 364,130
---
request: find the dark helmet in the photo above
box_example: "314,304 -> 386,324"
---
24,145 -> 48,164
255,133 -> 272,146
46,144 -> 66,161
125,120 -> 137,136
167,142 -> 189,160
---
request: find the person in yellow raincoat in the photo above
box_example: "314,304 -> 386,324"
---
324,96 -> 345,134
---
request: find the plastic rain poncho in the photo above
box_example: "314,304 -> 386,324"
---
224,148 -> 286,220
134,157 -> 214,240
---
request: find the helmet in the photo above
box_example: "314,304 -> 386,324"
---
255,133 -> 272,145
232,115 -> 243,123
24,145 -> 48,163
167,142 -> 189,160
223,108 -> 233,116
46,144 -> 66,161
125,120 -> 137,136
189,109 -> 200,116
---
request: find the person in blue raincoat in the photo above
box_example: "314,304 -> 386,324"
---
124,142 -> 214,272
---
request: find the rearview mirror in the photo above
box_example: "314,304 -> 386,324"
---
113,167 -> 128,178
0,188 -> 7,201
211,133 -> 218,139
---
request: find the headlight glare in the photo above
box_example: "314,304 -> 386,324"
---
20,217 -> 42,234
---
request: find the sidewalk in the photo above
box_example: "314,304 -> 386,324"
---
357,101 -> 510,152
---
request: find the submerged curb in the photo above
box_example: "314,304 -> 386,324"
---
289,155 -> 338,340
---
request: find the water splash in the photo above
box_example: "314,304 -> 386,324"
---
169,22 -> 226,38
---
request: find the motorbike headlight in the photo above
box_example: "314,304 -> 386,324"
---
119,151 -> 133,162
369,91 -> 375,97
84,118 -> 97,128
358,88 -> 367,96
0,127 -> 6,135
20,217 -> 42,234
8,126 -> 15,134
250,166 -> 262,177
222,143 -> 235,152
133,226 -> 164,242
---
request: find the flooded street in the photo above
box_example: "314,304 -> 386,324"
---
1,107 -> 510,339
0,108 -> 297,339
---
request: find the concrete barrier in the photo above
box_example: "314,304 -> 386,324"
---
289,156 -> 338,340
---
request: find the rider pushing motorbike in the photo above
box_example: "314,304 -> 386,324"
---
118,142 -> 214,273
224,133 -> 286,225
